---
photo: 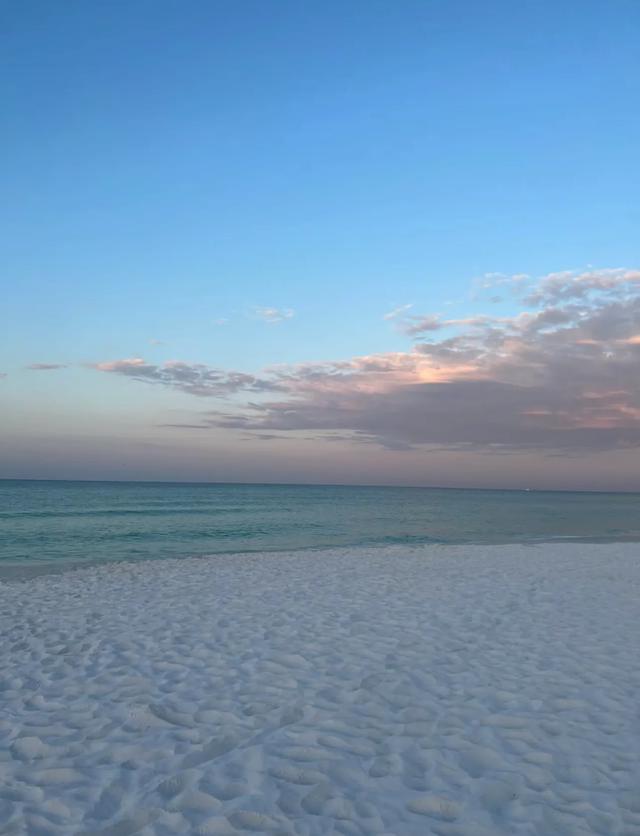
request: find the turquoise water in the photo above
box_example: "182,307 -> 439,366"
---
1,479 -> 639,572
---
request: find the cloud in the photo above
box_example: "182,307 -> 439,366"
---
401,315 -> 444,335
478,272 -> 530,288
149,339 -> 164,346
0,373 -> 6,379
26,363 -> 67,370
92,268 -> 640,454
524,268 -> 640,305
383,303 -> 413,320
157,423 -> 214,429
471,267 -> 640,306
92,357 -> 280,397
253,306 -> 295,324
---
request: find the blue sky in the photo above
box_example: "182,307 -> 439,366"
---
2,1 -> 640,487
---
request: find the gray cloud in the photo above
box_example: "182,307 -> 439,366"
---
402,315 -> 444,335
525,268 -> 640,305
93,358 -> 281,397
92,268 -> 640,454
26,363 -> 67,370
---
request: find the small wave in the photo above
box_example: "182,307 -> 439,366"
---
0,507 -> 243,519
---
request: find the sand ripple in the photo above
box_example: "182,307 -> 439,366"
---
1,543 -> 639,834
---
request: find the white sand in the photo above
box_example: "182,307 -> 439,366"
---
1,543 -> 639,835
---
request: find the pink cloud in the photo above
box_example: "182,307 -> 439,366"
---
92,268 -> 640,453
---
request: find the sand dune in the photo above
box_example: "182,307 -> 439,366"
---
1,543 -> 639,834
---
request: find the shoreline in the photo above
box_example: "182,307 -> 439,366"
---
1,542 -> 639,834
3,533 -> 640,583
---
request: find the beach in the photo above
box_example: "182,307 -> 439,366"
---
1,542 -> 639,835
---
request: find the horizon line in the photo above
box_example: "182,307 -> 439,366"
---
1,477 -> 639,496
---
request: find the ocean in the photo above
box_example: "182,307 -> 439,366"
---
1,479 -> 639,574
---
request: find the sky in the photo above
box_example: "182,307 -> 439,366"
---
2,0 -> 640,490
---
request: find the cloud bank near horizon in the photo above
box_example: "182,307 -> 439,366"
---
90,268 -> 640,455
